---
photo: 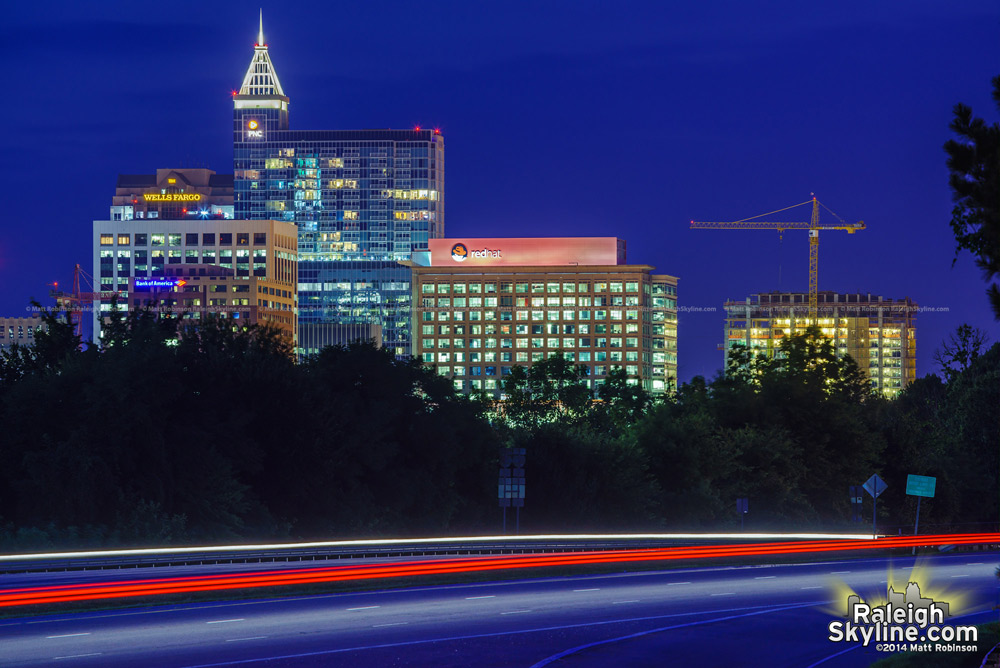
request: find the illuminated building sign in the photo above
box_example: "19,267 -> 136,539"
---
143,193 -> 202,202
133,278 -> 188,290
247,119 -> 263,138
429,238 -> 624,267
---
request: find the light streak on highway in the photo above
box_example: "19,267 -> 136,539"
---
0,532 -> 995,608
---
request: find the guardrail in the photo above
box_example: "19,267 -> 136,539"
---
0,532 -> 876,575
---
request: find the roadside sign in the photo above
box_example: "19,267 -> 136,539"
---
906,475 -> 936,498
849,485 -> 864,522
863,474 -> 887,499
863,473 -> 887,538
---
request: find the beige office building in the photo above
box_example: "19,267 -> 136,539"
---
409,238 -> 678,396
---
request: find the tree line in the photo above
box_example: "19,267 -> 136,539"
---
0,307 -> 996,550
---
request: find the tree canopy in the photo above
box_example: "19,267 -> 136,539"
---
944,74 -> 1000,319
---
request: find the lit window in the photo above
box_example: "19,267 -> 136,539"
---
100,234 -> 114,246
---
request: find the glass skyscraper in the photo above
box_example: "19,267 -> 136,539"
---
232,17 -> 444,356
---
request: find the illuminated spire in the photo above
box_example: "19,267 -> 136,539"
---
238,12 -> 285,97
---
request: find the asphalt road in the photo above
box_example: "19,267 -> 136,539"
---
1,552 -> 997,667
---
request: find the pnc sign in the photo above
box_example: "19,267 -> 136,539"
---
247,119 -> 263,138
143,193 -> 202,202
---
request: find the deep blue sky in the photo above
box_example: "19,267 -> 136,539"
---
3,1 -> 998,382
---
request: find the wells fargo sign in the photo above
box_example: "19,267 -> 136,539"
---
143,193 -> 202,202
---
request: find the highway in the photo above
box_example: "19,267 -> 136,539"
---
1,552 -> 997,667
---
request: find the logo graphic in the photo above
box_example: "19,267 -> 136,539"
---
247,120 -> 259,130
451,243 -> 468,262
828,582 -> 976,653
247,119 -> 263,138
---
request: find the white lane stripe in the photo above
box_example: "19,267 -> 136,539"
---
573,588 -> 600,592
801,586 -> 823,590
710,592 -> 736,597
178,601 -> 828,667
667,582 -> 691,586
830,571 -> 851,574
373,622 -> 409,628
347,606 -> 380,611
226,637 -> 267,643
951,574 -> 970,578
47,633 -> 91,639
501,610 -> 532,615
54,654 -> 102,660
754,576 -> 776,579
465,595 -> 495,600
612,600 -> 639,604
206,619 -> 245,624
967,562 -> 984,565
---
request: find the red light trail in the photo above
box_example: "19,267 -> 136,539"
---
1,533 -> 996,608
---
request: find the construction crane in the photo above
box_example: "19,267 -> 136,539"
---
690,197 -> 865,319
50,264 -> 123,339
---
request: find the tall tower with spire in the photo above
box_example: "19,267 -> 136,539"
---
232,15 -> 445,358
233,11 -> 289,139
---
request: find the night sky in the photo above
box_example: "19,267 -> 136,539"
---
4,1 -> 999,382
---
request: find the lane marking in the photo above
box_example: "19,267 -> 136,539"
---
801,586 -> 823,590
529,601 -> 821,667
829,571 -> 851,574
967,562 -> 984,565
465,595 -> 495,600
206,619 -> 245,625
373,622 -> 408,628
710,592 -> 736,597
612,600 -> 639,605
573,588 -> 600,592
226,637 -> 267,643
667,582 -> 691,586
54,654 -> 102,660
501,610 -> 532,615
177,601 -> 829,667
47,633 -> 91,639
951,574 -> 970,578
754,576 -> 776,580
346,606 -> 380,611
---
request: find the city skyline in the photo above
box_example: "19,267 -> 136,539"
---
3,1 -> 999,381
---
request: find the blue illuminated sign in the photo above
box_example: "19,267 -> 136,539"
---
133,278 -> 187,290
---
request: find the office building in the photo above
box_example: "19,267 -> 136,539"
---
0,315 -> 44,353
111,168 -> 234,221
409,238 -> 678,396
723,291 -> 917,397
232,17 -> 444,356
92,217 -> 298,343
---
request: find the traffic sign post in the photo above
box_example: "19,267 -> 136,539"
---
906,474 -> 936,554
499,448 -> 526,534
863,474 -> 888,538
849,486 -> 864,522
736,498 -> 749,531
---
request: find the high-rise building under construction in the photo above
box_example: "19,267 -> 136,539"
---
723,292 -> 916,397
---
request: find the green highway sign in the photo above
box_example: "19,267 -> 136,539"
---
906,474 -> 937,498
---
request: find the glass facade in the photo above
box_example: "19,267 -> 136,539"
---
233,37 -> 444,356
